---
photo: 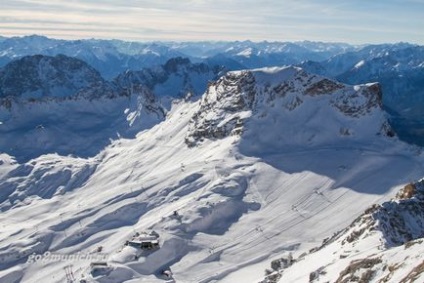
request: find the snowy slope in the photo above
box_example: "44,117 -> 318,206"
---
274,179 -> 424,283
0,67 -> 424,283
0,92 -> 164,162
0,56 -> 219,162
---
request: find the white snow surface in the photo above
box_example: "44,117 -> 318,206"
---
278,178 -> 424,283
0,67 -> 424,283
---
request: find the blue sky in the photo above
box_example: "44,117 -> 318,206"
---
1,0 -> 423,43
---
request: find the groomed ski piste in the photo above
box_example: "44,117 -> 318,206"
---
1,66 -> 424,282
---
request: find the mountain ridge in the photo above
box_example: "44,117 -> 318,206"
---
0,54 -> 106,99
2,60 -> 423,282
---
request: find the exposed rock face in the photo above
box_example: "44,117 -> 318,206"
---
376,181 -> 424,246
114,57 -> 224,98
0,55 -> 168,162
313,179 -> 424,252
185,70 -> 255,146
185,66 -> 388,147
0,54 -> 105,99
261,178 -> 424,283
330,82 -> 382,118
305,78 -> 345,95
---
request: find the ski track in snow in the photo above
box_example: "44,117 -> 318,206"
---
1,68 -> 424,283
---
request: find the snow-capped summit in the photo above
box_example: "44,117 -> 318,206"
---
299,44 -> 424,146
0,58 -> 423,283
0,54 -> 167,162
186,66 -> 391,150
0,56 -> 224,162
0,35 -> 186,79
0,54 -> 105,99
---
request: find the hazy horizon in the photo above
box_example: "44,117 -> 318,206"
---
1,34 -> 422,47
1,0 -> 423,45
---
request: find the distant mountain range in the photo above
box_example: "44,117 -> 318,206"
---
0,54 -> 222,162
3,59 -> 423,283
1,35 -> 424,283
1,35 -> 423,145
0,35 -> 353,79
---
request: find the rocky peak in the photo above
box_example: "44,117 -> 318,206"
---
186,66 -> 388,147
0,54 -> 105,99
163,57 -> 191,73
115,57 -> 223,98
185,70 -> 256,146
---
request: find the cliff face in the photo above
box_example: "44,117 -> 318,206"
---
114,57 -> 223,99
186,66 -> 388,148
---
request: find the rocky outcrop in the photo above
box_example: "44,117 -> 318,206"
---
114,57 -> 223,98
259,178 -> 424,283
185,66 -> 389,147
330,82 -> 382,118
312,179 -> 424,252
185,70 -> 255,146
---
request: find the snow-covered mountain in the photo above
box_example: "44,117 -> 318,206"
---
0,35 -> 355,79
168,40 -> 354,61
1,64 -> 424,283
114,57 -> 224,100
272,178 -> 424,283
334,45 -> 424,110
184,41 -> 355,71
0,35 -> 185,79
300,43 -> 424,112
186,67 -> 391,148
0,54 -> 107,99
300,43 -> 424,146
300,43 -> 418,77
4,35 -> 423,143
0,55 -> 223,162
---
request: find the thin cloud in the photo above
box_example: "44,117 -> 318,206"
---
0,0 -> 423,43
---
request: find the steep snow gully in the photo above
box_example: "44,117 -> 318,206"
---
1,66 -> 424,283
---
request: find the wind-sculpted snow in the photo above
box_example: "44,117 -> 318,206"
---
0,156 -> 97,210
